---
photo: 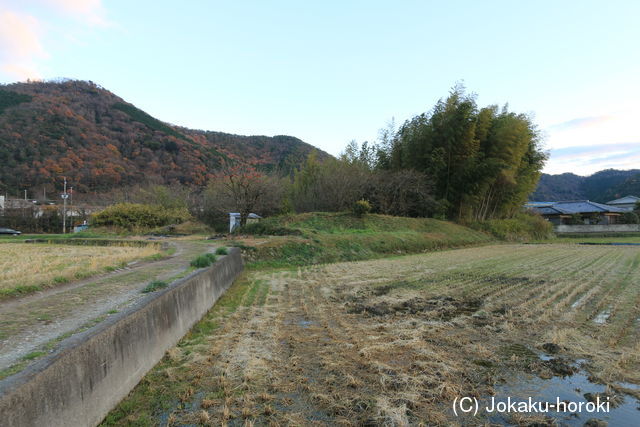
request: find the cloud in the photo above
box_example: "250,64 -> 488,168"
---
548,115 -> 612,132
0,10 -> 47,80
544,142 -> 640,175
544,110 -> 640,151
0,0 -> 111,81
44,0 -> 109,27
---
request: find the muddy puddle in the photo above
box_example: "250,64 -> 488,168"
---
482,355 -> 640,426
346,295 -> 482,320
593,308 -> 611,325
571,294 -> 588,309
284,317 -> 317,328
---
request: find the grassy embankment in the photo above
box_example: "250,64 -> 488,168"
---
230,212 -> 493,268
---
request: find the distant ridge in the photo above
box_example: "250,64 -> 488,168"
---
0,79 -> 328,194
530,169 -> 640,203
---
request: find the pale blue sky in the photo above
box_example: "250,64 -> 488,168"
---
1,1 -> 639,175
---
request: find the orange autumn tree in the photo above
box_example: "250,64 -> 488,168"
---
206,157 -> 283,227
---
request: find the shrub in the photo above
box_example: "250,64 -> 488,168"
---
142,280 -> 168,293
215,247 -> 228,255
620,211 -> 639,224
566,213 -> 584,225
190,253 -> 217,268
91,203 -> 190,230
239,221 -> 301,236
352,199 -> 372,218
472,212 -> 553,241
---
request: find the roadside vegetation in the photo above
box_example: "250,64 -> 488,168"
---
141,280 -> 169,293
91,203 -> 191,231
470,212 -> 553,241
0,243 -> 160,299
190,253 -> 217,268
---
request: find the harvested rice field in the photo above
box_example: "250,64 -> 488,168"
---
104,244 -> 640,426
0,242 -> 160,299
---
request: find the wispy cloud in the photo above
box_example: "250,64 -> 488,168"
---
44,0 -> 110,27
548,115 -> 612,132
0,0 -> 110,82
544,109 -> 640,154
0,10 -> 47,80
544,142 -> 640,175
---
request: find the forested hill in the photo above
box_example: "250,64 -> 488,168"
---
530,169 -> 640,202
0,80 -> 326,194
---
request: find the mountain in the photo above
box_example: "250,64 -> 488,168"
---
530,169 -> 640,202
0,79 -> 327,195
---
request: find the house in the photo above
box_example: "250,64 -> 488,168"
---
606,195 -> 640,211
229,212 -> 262,233
526,200 -> 628,225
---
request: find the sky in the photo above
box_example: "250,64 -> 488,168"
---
1,1 -> 639,176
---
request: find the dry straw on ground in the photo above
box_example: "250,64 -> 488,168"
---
0,243 -> 159,295
107,244 -> 640,425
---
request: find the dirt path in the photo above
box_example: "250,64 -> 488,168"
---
0,239 -> 217,371
107,244 -> 640,426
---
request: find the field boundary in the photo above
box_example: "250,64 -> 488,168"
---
0,248 -> 243,427
555,224 -> 640,234
21,238 -> 163,248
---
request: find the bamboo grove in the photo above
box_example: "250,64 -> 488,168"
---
378,85 -> 547,221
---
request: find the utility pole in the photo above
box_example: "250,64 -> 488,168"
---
62,177 -> 69,234
69,186 -> 73,231
24,189 -> 27,201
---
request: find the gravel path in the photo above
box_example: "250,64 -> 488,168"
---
0,239 -> 216,371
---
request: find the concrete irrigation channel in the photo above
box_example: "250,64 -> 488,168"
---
0,242 -> 244,427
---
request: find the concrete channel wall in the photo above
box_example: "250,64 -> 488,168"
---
0,248 -> 243,427
555,224 -> 640,233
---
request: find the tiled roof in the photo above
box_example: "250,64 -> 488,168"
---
229,213 -> 262,218
606,195 -> 640,205
528,200 -> 628,215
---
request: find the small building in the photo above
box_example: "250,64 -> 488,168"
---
74,220 -> 89,233
526,200 -> 628,225
606,195 -> 640,211
229,212 -> 262,233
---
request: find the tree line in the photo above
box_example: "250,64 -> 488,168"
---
199,84 -> 547,227
3,85 -> 547,232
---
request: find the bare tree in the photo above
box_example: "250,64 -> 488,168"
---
205,162 -> 283,227
369,170 -> 436,217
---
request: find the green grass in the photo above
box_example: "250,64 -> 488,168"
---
238,212 -> 493,269
215,246 -> 228,255
0,362 -> 28,380
0,351 -> 49,379
189,253 -> 216,268
244,211 -> 480,235
0,230 -> 115,242
22,351 -> 46,361
100,274 -> 254,426
141,280 -> 168,293
470,212 -> 553,241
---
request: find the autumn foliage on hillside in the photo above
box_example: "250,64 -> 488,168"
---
0,79 -> 322,195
